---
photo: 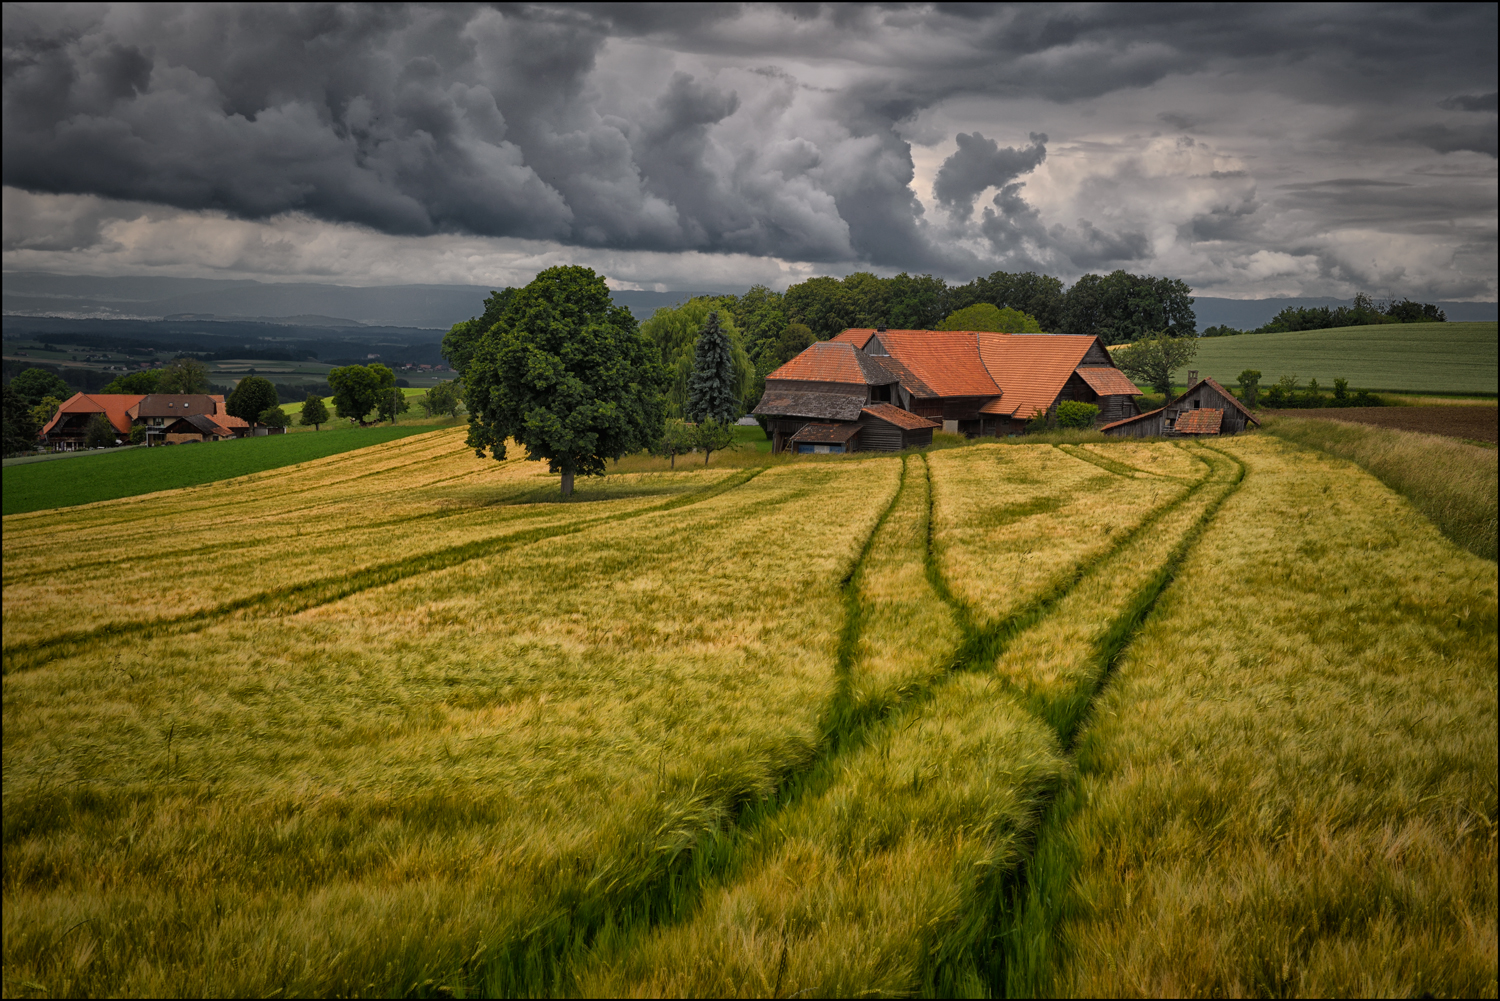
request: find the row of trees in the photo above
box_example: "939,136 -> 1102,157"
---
1201,293 -> 1448,337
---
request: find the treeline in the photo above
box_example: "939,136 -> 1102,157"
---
1202,293 -> 1447,337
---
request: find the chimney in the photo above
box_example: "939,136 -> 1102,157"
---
1187,370 -> 1198,384
876,326 -> 887,332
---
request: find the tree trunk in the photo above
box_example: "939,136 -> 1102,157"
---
560,466 -> 574,498
704,448 -> 711,466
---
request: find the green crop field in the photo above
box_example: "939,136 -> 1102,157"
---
1168,321 -> 1498,394
3,428 -> 1494,998
1,419 -> 454,516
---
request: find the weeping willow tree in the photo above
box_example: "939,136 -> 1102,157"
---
639,297 -> 755,418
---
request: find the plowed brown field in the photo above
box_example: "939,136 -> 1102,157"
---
1268,405 -> 1498,443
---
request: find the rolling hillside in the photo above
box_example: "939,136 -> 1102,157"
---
1168,321 -> 1498,394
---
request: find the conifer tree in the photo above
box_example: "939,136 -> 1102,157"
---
685,311 -> 738,424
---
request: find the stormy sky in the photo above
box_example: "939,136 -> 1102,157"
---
3,2 -> 1496,298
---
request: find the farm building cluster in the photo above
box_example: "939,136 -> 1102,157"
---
753,328 -> 1256,453
38,392 -> 285,450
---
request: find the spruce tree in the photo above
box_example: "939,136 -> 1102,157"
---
686,311 -> 738,424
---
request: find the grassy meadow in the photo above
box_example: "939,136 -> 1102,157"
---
1167,320 -> 1498,394
3,425 -> 1495,997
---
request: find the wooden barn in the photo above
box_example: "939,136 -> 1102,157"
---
1101,376 -> 1260,438
754,327 -> 1143,451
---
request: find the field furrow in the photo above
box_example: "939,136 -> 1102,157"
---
2,459 -> 902,998
1006,435 -> 1499,998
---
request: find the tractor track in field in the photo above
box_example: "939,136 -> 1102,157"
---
986,442 -> 1247,997
2,467 -> 769,675
529,448 -> 1213,996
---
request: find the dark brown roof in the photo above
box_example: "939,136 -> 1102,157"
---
788,422 -> 862,443
1074,367 -> 1142,397
1175,408 -> 1224,434
753,390 -> 867,422
1100,406 -> 1165,432
134,394 -> 219,418
860,403 -> 939,430
765,340 -> 896,385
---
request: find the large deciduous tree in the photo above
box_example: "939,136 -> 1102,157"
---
640,298 -> 754,418
1114,333 -> 1199,397
1060,271 -> 1196,343
442,287 -> 516,380
937,303 -> 1042,332
3,384 -> 41,456
226,376 -> 280,427
686,311 -> 739,424
157,356 -> 211,394
299,393 -> 330,430
100,369 -> 163,394
465,265 -> 665,498
10,367 -> 72,406
327,364 -> 382,422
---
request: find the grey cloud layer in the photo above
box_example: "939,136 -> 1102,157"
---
2,2 -> 1496,292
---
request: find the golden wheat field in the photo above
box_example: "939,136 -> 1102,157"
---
3,424 -> 1495,998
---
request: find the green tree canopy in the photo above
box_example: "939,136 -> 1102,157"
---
1237,370 -> 1263,408
100,369 -> 163,394
299,393 -> 330,430
947,270 -> 1066,331
937,303 -> 1043,332
442,287 -> 516,379
465,265 -> 666,497
327,364 -> 383,422
226,376 -> 280,426
157,356 -> 211,394
373,368 -> 409,423
686,311 -> 739,423
651,418 -> 696,469
693,419 -> 736,466
10,367 -> 72,406
1113,333 -> 1199,397
3,384 -> 40,456
258,404 -> 291,428
639,297 -> 754,419
84,412 -> 116,448
1054,400 -> 1100,429
28,396 -> 63,430
1060,271 -> 1196,343
419,379 -> 463,418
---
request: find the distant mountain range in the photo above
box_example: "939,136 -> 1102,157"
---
3,272 -> 1494,330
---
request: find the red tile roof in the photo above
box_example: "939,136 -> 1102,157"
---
1074,367 -> 1143,397
766,340 -> 894,385
1174,407 -> 1224,434
975,333 -> 1097,418
860,403 -> 939,430
869,330 -> 1001,398
832,329 -> 878,348
41,393 -> 145,435
788,422 -> 862,443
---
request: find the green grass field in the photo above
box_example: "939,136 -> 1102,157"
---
1168,321 -> 1498,394
3,428 -> 1493,997
2,419 -> 454,515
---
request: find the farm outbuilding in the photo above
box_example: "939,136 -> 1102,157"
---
753,327 -> 1143,452
1101,377 -> 1260,438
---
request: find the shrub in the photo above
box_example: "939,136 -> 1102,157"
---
1054,400 -> 1100,429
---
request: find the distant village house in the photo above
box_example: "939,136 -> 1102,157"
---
39,393 -> 267,450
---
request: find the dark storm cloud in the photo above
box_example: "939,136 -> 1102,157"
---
2,2 -> 1496,284
932,132 -> 1047,221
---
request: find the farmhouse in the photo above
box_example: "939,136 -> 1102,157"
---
1101,376 -> 1260,438
754,327 -> 1143,452
39,393 -> 254,449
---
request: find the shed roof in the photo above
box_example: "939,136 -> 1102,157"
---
41,392 -> 144,435
860,403 -> 939,430
832,328 -> 879,349
788,422 -> 862,444
1174,407 -> 1224,435
1100,406 -> 1165,433
753,390 -> 867,422
1074,367 -> 1143,397
975,333 -> 1098,418
765,340 -> 895,385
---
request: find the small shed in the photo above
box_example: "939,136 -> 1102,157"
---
788,423 -> 862,454
857,403 -> 938,450
1101,376 -> 1259,438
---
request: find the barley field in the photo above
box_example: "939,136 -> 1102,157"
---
3,425 -> 1494,998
